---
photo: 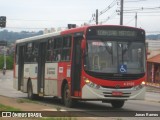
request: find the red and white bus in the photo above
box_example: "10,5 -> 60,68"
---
13,25 -> 146,108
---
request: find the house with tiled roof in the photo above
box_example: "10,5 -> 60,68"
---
147,54 -> 160,88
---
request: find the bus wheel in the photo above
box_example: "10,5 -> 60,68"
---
27,81 -> 37,100
63,84 -> 73,107
111,100 -> 125,108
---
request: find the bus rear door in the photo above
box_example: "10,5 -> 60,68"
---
17,45 -> 25,91
37,42 -> 46,96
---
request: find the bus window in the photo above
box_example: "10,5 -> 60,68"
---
25,43 -> 33,63
62,36 -> 72,61
53,37 -> 62,61
54,37 -> 62,49
32,42 -> 38,62
46,38 -> 54,62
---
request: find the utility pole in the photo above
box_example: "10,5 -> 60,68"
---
120,0 -> 124,25
96,9 -> 98,25
3,46 -> 6,69
135,12 -> 137,27
0,16 -> 7,70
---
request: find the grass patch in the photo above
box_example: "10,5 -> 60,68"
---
0,104 -> 21,111
16,98 -> 37,104
116,118 -> 123,120
40,117 -> 77,120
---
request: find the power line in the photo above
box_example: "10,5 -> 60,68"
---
99,0 -> 117,16
1,26 -> 66,31
88,0 -> 117,24
125,11 -> 160,13
134,11 -> 160,13
125,0 -> 147,2
6,27 -> 44,29
124,16 -> 135,25
8,19 -> 88,22
124,6 -> 160,12
129,14 -> 160,17
100,11 -> 117,24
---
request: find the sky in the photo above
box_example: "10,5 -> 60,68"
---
0,0 -> 160,34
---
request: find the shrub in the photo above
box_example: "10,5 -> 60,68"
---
0,55 -> 14,70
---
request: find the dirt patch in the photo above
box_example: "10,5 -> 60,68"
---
0,95 -> 55,111
0,96 -> 101,120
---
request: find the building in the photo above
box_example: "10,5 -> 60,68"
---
147,54 -> 160,88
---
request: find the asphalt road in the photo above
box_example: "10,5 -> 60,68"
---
0,70 -> 160,120
0,70 -> 27,98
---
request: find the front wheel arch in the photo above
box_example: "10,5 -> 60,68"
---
62,83 -> 75,107
111,100 -> 125,108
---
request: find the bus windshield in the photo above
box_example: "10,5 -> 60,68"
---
84,39 -> 145,74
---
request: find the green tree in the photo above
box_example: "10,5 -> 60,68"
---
0,55 -> 14,70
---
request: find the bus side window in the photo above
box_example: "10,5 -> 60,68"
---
46,38 -> 54,62
53,37 -> 62,61
32,42 -> 38,62
24,45 -> 27,62
62,36 -> 71,61
25,43 -> 33,63
25,44 -> 28,62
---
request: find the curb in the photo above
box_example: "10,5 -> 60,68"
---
146,85 -> 160,93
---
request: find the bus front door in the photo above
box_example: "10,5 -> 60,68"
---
71,36 -> 82,96
37,42 -> 46,96
18,46 -> 25,91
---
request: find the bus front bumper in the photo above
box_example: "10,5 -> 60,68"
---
81,84 -> 146,100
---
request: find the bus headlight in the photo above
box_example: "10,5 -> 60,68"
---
141,81 -> 145,85
84,79 -> 100,89
134,81 -> 145,91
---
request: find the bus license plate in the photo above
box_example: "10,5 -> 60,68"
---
112,91 -> 123,96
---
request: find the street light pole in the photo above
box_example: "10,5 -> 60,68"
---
120,0 -> 124,25
135,12 -> 137,27
3,46 -> 6,69
96,9 -> 98,25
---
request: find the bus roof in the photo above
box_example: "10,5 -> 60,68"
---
15,31 -> 60,44
15,25 -> 144,44
15,26 -> 87,44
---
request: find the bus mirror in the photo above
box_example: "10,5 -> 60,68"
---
81,39 -> 86,50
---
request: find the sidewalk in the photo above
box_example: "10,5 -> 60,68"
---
146,85 -> 160,93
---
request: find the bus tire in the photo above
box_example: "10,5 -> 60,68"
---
63,84 -> 73,107
27,81 -> 37,100
111,100 -> 125,108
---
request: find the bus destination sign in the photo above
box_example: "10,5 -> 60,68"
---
97,30 -> 136,37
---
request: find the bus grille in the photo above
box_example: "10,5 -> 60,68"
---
101,86 -> 132,89
103,92 -> 131,98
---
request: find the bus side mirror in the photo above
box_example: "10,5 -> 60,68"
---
81,39 -> 86,50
